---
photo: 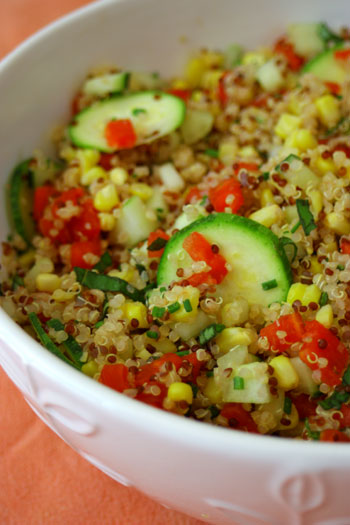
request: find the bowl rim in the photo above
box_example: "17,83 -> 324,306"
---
1,0 -> 350,461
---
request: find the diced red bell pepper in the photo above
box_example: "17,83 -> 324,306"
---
51,188 -> 84,219
324,81 -> 341,95
340,238 -> 350,254
70,199 -> 101,241
274,38 -> 304,71
70,239 -> 101,269
104,119 -> 137,149
136,381 -> 167,408
185,271 -> 218,287
147,229 -> 170,258
251,94 -> 269,108
183,231 -> 228,284
334,49 -> 350,61
320,429 -> 350,442
38,217 -> 72,244
185,186 -> 203,204
99,363 -> 130,393
168,88 -> 191,102
135,353 -> 183,387
217,71 -> 230,105
291,393 -> 317,420
260,312 -> 305,352
182,352 -> 202,382
221,403 -> 258,433
33,185 -> 56,221
300,320 -> 349,387
209,177 -> 244,214
233,162 -> 259,175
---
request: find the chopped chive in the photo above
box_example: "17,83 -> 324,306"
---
278,236 -> 297,263
93,251 -> 113,273
12,274 -> 24,290
183,299 -> 192,312
176,350 -> 190,356
132,108 -> 147,116
95,320 -> 104,329
209,405 -> 220,418
304,418 -> 320,440
262,172 -> 269,180
47,318 -> 83,368
233,376 -> 245,390
284,396 -> 292,415
342,365 -> 350,386
261,279 -> 278,291
28,313 -> 79,369
204,148 -> 219,158
74,267 -> 145,302
206,370 -> 214,377
148,237 -> 167,251
152,306 -> 166,318
296,199 -> 317,236
191,383 -> 199,398
159,286 -> 166,292
146,330 -> 159,340
200,195 -> 208,206
291,220 -> 301,234
337,264 -> 345,271
168,301 -> 181,313
199,323 -> 225,346
319,291 -> 328,306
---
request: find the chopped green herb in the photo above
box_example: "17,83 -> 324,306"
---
168,301 -> 181,313
47,318 -> 83,368
343,365 -> 350,387
296,199 -> 317,236
317,23 -> 343,44
319,291 -> 328,306
199,323 -> 225,346
278,237 -> 297,263
191,383 -> 199,398
284,396 -> 292,415
74,267 -> 145,302
291,220 -> 301,234
204,148 -> 219,158
233,376 -> 245,390
262,172 -> 269,180
146,330 -> 159,340
148,237 -> 168,251
12,274 -> 24,290
261,279 -> 278,291
200,195 -> 208,206
319,390 -> 350,410
93,251 -> 113,273
337,264 -> 345,271
95,320 -> 104,329
206,370 -> 214,377
132,108 -> 147,116
136,263 -> 146,274
304,418 -> 320,441
209,405 -> 220,418
176,350 -> 190,356
152,306 -> 166,318
28,313 -> 79,369
183,299 -> 192,312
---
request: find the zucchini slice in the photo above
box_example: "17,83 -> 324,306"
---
69,91 -> 186,152
303,45 -> 347,83
157,213 -> 292,306
7,159 -> 35,244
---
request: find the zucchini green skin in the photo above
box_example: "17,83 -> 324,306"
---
157,213 -> 292,307
302,45 -> 346,83
7,159 -> 35,244
69,91 -> 186,153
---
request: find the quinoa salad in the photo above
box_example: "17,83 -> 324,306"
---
3,22 -> 350,441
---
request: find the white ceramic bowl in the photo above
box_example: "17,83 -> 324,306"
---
1,1 -> 350,523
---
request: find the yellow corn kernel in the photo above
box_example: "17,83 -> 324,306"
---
288,95 -> 302,115
310,256 -> 323,275
285,129 -> 317,152
315,156 -> 336,175
274,114 -> 302,140
307,188 -> 323,219
218,140 -> 238,165
124,301 -> 148,329
168,382 -> 193,404
94,183 -> 119,212
242,51 -> 266,67
171,287 -> 200,322
302,284 -> 321,306
171,79 -> 189,90
277,403 -> 299,430
324,212 -> 350,235
81,166 -> 107,185
185,57 -> 206,87
191,90 -> 204,103
59,146 -> 77,162
201,51 -> 224,69
81,360 -> 99,377
316,304 -> 333,329
249,204 -> 283,228
216,327 -> 256,353
270,355 -> 299,391
239,145 -> 258,158
135,348 -> 152,361
315,94 -> 340,127
204,376 -> 223,404
324,241 -> 338,254
77,149 -> 100,172
108,267 -> 134,283
200,70 -> 223,90
52,289 -> 76,302
129,183 -> 153,201
109,167 -> 128,185
36,273 -> 62,293
98,213 -> 116,231
260,188 -> 275,207
287,283 -> 307,305
18,249 -> 36,268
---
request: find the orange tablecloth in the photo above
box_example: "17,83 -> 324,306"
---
0,2 -> 203,524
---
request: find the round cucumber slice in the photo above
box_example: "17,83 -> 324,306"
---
302,45 -> 346,83
69,91 -> 186,152
157,213 -> 292,306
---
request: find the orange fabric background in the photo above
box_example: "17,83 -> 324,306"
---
0,2 -> 204,524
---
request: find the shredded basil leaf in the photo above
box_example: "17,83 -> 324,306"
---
93,251 -> 113,273
47,318 -> 83,368
12,274 -> 24,290
296,199 -> 317,236
204,148 -> 219,158
342,365 -> 350,387
148,237 -> 167,251
319,390 -> 350,410
304,418 -> 320,441
317,23 -> 343,45
284,396 -> 292,415
74,267 -> 145,302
